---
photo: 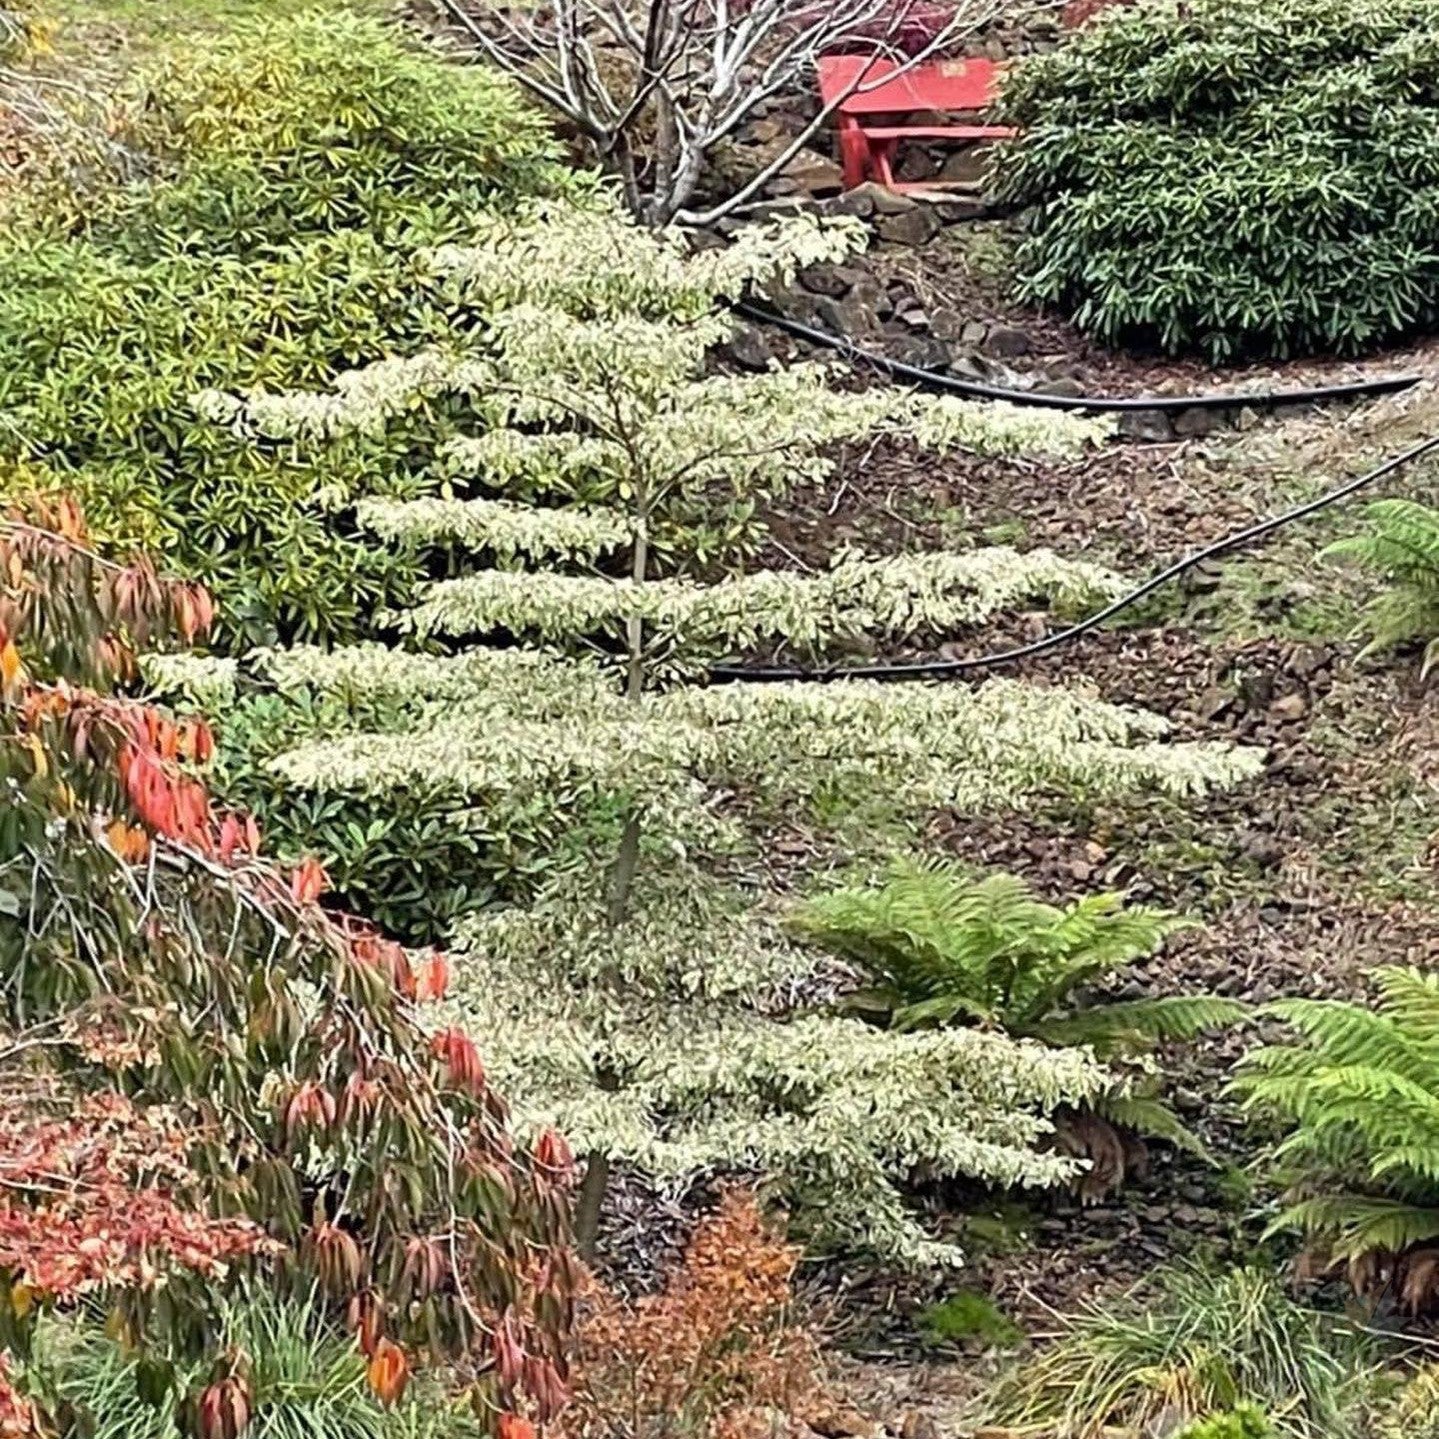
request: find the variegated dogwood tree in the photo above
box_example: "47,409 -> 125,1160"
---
185,200 -> 1265,1267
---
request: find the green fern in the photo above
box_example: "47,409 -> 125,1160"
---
791,860 -> 1245,1155
1324,500 -> 1439,675
1234,967 -> 1439,1274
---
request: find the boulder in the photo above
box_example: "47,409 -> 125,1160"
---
841,181 -> 918,216
778,147 -> 845,197
888,334 -> 951,371
799,263 -> 858,298
986,324 -> 1032,357
1173,405 -> 1224,437
721,323 -> 774,373
816,292 -> 878,337
1116,408 -> 1176,442
876,205 -> 941,246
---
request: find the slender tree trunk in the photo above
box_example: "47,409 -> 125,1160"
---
580,502 -> 651,1254
574,1150 -> 611,1259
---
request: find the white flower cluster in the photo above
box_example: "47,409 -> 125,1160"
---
401,546 -> 1128,654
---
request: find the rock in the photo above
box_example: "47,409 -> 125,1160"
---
961,320 -> 988,346
771,289 -> 824,328
895,147 -> 936,184
721,323 -> 773,373
899,307 -> 931,331
1238,671 -> 1274,708
832,187 -> 876,218
1286,642 -> 1328,678
1240,831 -> 1285,869
899,1415 -> 941,1439
1035,376 -> 1086,398
1270,692 -> 1307,721
1186,560 -> 1223,594
1117,408 -> 1176,442
799,263 -> 859,299
939,146 -> 990,184
986,324 -> 1032,357
950,352 -> 1000,382
1174,405 -> 1223,438
808,1407 -> 878,1439
815,292 -> 877,337
875,205 -> 941,246
929,310 -> 968,343
888,334 -> 951,371
778,147 -> 845,197
1197,685 -> 1233,720
935,196 -> 990,223
836,181 -> 916,217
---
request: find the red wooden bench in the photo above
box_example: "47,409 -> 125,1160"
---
815,54 -> 1016,192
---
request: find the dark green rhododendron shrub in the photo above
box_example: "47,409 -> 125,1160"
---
0,10 -> 575,648
995,0 -> 1439,359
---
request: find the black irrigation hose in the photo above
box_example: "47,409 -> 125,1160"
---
737,300 -> 1425,413
707,432 -> 1439,684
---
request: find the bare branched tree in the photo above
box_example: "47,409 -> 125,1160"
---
433,0 -> 1001,225
1,7 -> 129,185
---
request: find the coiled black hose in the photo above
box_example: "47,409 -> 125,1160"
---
738,299 -> 1425,414
708,432 -> 1439,683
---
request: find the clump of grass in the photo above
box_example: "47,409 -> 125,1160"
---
985,1263 -> 1369,1439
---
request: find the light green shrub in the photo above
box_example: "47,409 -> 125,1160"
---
0,11 -> 569,646
995,0 -> 1439,358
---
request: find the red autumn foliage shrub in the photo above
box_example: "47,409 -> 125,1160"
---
568,1190 -> 829,1439
0,496 -> 577,1435
0,1094 -> 269,1302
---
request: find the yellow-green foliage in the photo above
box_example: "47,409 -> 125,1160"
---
1375,1364 -> 1439,1439
0,11 -> 570,646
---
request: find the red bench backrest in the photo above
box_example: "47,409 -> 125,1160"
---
815,55 -> 1004,116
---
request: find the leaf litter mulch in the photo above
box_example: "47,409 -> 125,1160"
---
598,233 -> 1439,1431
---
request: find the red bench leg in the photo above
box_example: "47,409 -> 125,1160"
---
873,138 -> 899,189
837,115 -> 870,190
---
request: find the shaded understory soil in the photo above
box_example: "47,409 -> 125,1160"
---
610,228 -> 1439,1429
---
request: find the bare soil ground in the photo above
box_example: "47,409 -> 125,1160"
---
724,226 -> 1439,1430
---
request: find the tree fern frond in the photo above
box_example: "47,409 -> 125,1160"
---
794,863 -> 1187,1056
1371,968 -> 1439,1046
1258,998 -> 1438,1086
1040,995 -> 1249,1051
1270,1195 -> 1439,1260
1325,500 -> 1439,666
1239,966 -> 1439,1278
1093,1091 -> 1210,1158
